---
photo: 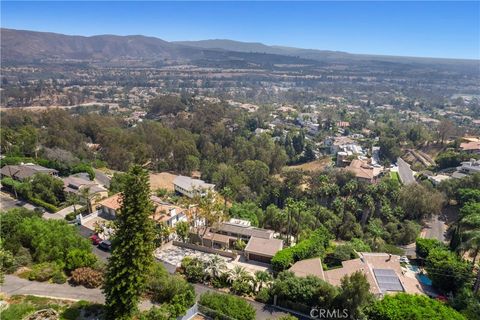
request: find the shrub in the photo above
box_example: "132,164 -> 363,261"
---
425,248 -> 473,294
155,188 -> 168,197
378,243 -> 404,255
271,247 -> 294,272
416,238 -> 447,259
180,257 -> 206,283
365,293 -> 466,320
199,292 -> 256,320
255,287 -> 270,303
233,239 -> 247,251
51,271 -> 67,284
7,247 -> 32,273
29,197 -> 59,213
231,279 -> 254,296
146,263 -> 195,310
348,238 -> 371,252
70,267 -> 103,288
272,226 -> 332,272
71,163 -> 95,180
17,217 -> 92,264
65,212 -> 77,221
27,262 -> 62,282
211,272 -> 229,288
65,249 -> 97,273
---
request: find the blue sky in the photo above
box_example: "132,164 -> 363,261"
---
2,1 -> 479,59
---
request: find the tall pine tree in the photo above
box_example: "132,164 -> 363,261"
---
103,165 -> 155,320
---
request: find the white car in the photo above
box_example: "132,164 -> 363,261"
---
399,256 -> 409,263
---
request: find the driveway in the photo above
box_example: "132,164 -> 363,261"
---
154,243 -> 232,267
397,157 -> 416,185
421,214 -> 447,242
94,169 -> 111,188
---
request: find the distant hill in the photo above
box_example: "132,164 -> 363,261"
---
2,28 -> 478,69
175,39 -> 478,66
1,28 -> 187,62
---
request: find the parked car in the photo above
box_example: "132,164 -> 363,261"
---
90,234 -> 102,245
98,240 -> 112,251
399,256 -> 410,263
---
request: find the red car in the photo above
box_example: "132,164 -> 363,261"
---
90,234 -> 102,245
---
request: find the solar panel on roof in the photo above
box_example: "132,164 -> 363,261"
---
373,268 -> 404,292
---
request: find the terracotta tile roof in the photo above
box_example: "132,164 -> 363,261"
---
346,159 -> 374,181
460,141 -> 480,151
98,193 -> 122,211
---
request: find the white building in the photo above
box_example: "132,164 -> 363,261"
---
173,176 -> 215,198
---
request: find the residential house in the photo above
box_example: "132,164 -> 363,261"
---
1,163 -> 58,181
173,175 -> 215,198
289,253 -> 425,296
455,159 -> 480,176
150,195 -> 188,228
460,141 -> 480,154
63,175 -> 108,204
190,219 -> 283,264
345,159 -> 380,183
97,193 -> 187,228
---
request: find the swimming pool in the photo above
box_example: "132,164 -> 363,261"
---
406,265 -> 420,273
417,273 -> 433,286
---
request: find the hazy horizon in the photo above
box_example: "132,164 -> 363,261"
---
1,1 -> 479,60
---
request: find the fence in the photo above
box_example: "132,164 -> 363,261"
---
178,303 -> 240,320
173,241 -> 237,259
76,210 -> 100,225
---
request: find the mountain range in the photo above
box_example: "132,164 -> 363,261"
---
1,28 -> 478,67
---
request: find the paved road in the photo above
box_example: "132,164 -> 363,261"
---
397,157 -> 416,185
2,275 -> 287,319
0,191 -> 18,210
422,214 -> 447,242
1,274 -> 104,303
94,169 -> 111,188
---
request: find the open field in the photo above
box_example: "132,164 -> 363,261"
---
283,157 -> 332,172
149,172 -> 177,191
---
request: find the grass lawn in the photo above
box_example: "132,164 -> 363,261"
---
0,295 -> 104,320
390,171 -> 400,183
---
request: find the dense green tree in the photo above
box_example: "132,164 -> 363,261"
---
175,221 -> 190,242
398,183 -> 445,220
229,201 -> 263,227
337,271 -> 373,319
425,248 -> 473,294
103,165 -> 156,320
199,292 -> 256,320
365,293 -> 466,320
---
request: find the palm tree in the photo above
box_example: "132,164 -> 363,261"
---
254,270 -> 272,292
360,194 -> 374,227
205,255 -> 227,279
460,229 -> 480,269
368,219 -> 384,250
79,186 -> 94,215
66,192 -> 80,214
227,266 -> 250,284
